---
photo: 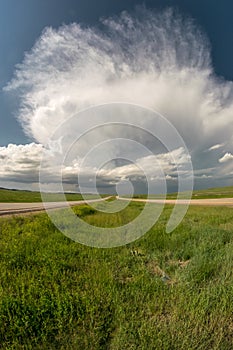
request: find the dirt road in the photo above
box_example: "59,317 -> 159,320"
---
1,196 -> 232,217
0,197 -> 111,217
117,197 -> 233,207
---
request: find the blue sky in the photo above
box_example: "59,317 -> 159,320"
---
0,0 -> 232,191
1,0 -> 233,146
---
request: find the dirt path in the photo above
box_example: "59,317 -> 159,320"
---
117,196 -> 233,207
0,197 -> 112,217
1,196 -> 232,218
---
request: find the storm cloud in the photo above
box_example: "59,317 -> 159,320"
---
4,7 -> 233,191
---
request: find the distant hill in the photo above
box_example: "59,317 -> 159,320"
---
0,187 -> 84,203
132,186 -> 233,200
190,186 -> 233,199
1,186 -> 232,202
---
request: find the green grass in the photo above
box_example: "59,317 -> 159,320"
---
1,186 -> 232,203
0,187 -> 104,203
0,201 -> 233,349
132,186 -> 233,200
191,186 -> 233,199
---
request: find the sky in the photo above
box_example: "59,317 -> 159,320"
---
0,0 -> 233,193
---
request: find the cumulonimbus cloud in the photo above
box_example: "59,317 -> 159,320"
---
4,7 -> 233,189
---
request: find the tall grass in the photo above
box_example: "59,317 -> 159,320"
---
0,203 -> 232,349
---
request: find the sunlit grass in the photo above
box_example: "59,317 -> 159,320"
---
0,202 -> 232,349
131,186 -> 233,200
0,187 -> 105,203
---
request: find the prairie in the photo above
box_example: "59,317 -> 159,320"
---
0,197 -> 232,349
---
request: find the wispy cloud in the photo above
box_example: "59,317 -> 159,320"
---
207,143 -> 225,151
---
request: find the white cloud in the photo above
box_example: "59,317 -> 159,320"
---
0,144 -> 189,190
219,153 -> 233,163
0,143 -> 43,182
0,142 -> 231,192
207,143 -> 224,151
6,8 -> 233,148
200,174 -> 213,179
3,7 -> 233,190
60,147 -> 188,183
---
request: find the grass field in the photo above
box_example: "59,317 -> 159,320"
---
191,186 -> 233,199
0,199 -> 232,349
1,186 -> 232,203
0,187 -> 103,203
132,186 -> 233,200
